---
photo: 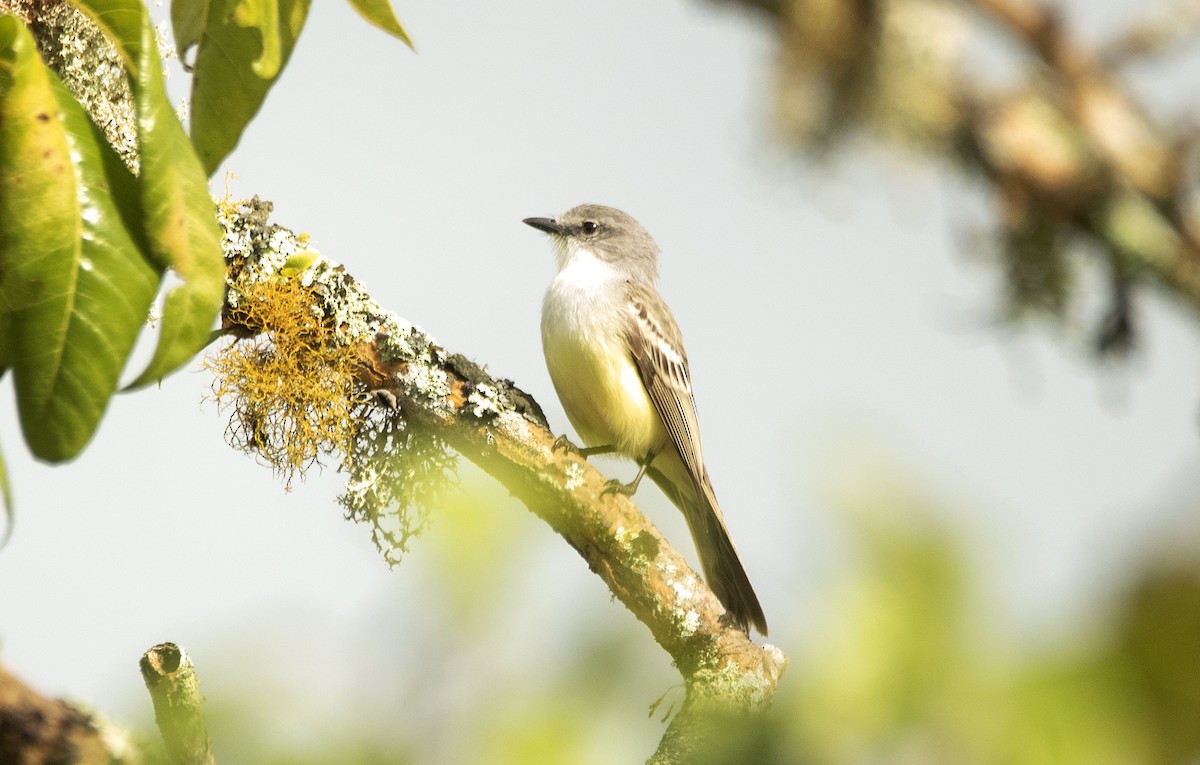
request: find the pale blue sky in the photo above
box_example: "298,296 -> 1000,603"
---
2,0 -> 1197,759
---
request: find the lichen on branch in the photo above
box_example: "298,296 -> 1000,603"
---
207,276 -> 364,486
205,197 -> 787,764
207,197 -> 456,561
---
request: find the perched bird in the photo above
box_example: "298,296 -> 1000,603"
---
524,204 -> 767,635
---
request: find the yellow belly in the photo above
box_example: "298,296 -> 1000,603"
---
543,331 -> 665,458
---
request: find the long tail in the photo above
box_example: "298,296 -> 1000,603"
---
649,454 -> 767,635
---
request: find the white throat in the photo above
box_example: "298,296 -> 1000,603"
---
554,245 -> 625,292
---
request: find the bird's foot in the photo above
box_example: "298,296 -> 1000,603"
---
552,435 -> 576,453
554,437 -> 616,460
579,444 -> 617,459
601,478 -> 638,497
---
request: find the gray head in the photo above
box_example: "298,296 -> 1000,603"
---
524,204 -> 660,283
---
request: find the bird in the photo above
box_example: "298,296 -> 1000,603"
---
524,203 -> 767,635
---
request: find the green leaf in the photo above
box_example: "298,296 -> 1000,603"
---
171,0 -> 205,62
232,0 -> 282,78
0,290 -> 11,372
0,438 -> 11,548
279,249 -> 319,277
347,0 -> 413,48
69,0 -> 226,388
179,0 -> 311,176
0,17 -> 73,319
0,17 -> 159,460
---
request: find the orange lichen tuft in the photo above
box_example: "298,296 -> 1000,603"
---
207,277 -> 366,488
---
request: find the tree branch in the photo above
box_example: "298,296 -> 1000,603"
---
8,5 -> 786,756
710,0 -> 1200,340
0,664 -> 128,765
213,199 -> 787,763
967,0 -> 1190,213
140,643 -> 216,765
1098,0 -> 1200,66
963,0 -> 1200,313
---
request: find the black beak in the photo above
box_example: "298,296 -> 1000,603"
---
523,217 -> 565,236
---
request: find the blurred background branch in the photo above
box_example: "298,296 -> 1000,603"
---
713,0 -> 1200,355
0,665 -> 129,765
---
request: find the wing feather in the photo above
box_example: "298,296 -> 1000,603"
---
623,280 -> 769,634
622,282 -> 706,489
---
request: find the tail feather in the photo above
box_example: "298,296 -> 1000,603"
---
649,459 -> 767,636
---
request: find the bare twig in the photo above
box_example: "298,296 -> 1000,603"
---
140,644 -> 215,765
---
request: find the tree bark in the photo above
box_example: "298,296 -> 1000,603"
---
0,665 -> 122,765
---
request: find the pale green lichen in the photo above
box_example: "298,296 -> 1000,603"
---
496,408 -> 533,445
613,524 -> 631,545
218,197 -> 431,365
656,558 -> 707,636
338,404 -> 455,565
563,462 -> 585,491
670,571 -> 700,601
26,1 -> 140,172
657,558 -> 680,579
212,197 -> 458,565
690,645 -> 788,710
467,382 -> 500,418
406,360 -> 451,404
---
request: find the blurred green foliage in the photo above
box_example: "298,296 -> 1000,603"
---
134,469 -> 1200,764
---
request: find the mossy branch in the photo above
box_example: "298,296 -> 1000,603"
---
139,643 -> 216,765
209,198 -> 787,763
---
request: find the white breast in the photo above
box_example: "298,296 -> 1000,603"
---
540,248 -> 663,455
544,248 -> 620,330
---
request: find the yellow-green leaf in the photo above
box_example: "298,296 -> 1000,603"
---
72,0 -> 226,389
279,249 -> 319,277
0,16 -> 159,460
232,0 -> 283,78
347,0 -> 413,48
0,439 -> 10,548
171,0 -> 205,63
130,8 -> 225,388
175,0 -> 311,175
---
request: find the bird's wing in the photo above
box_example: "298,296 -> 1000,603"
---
624,282 -> 767,634
623,281 -> 707,490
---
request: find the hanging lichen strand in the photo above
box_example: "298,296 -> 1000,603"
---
207,197 -> 456,563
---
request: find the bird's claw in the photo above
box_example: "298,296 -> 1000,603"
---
601,478 -> 636,497
552,435 -> 576,453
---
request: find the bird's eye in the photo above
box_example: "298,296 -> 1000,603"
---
581,221 -> 599,235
